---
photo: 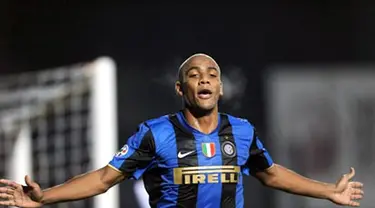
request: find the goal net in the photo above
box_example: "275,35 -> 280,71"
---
0,57 -> 119,208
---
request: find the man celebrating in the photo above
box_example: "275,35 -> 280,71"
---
0,53 -> 364,207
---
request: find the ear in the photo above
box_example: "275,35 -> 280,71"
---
219,82 -> 224,96
175,81 -> 184,97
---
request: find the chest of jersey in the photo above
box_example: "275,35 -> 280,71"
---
154,131 -> 249,185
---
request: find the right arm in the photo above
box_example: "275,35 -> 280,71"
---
41,165 -> 125,204
0,165 -> 125,207
0,122 -> 155,208
45,120 -> 156,203
44,120 -> 156,204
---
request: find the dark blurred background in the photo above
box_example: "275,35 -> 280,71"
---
1,2 -> 375,208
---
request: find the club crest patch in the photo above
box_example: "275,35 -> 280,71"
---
221,141 -> 236,157
202,142 -> 216,158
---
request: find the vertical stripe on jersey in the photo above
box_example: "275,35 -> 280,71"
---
169,114 -> 199,208
196,118 -> 223,208
226,116 -> 252,208
218,114 -> 238,208
142,162 -> 163,207
119,126 -> 156,177
144,116 -> 179,208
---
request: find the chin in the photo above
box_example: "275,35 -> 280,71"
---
187,103 -> 217,117
196,104 -> 217,112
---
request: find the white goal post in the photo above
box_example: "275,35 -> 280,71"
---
0,57 -> 119,208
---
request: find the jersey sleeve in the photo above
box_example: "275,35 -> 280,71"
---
245,128 -> 274,174
108,122 -> 156,179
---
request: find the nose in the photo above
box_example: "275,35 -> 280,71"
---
199,75 -> 210,85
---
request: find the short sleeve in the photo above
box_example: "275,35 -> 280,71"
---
108,123 -> 156,179
246,128 -> 274,174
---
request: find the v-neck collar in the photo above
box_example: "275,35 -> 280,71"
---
176,110 -> 221,136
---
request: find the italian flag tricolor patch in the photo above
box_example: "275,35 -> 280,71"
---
202,142 -> 216,158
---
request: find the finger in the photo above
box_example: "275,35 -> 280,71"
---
348,200 -> 360,207
0,187 -> 14,194
351,194 -> 363,200
351,188 -> 364,195
358,190 -> 364,195
350,181 -> 364,189
0,193 -> 13,200
0,179 -> 19,189
0,200 -> 16,206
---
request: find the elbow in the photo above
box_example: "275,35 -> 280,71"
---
261,175 -> 279,187
257,164 -> 281,188
97,183 -> 111,194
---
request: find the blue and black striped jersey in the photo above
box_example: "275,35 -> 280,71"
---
109,111 -> 274,208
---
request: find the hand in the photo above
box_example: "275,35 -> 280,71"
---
329,167 -> 364,207
0,175 -> 44,207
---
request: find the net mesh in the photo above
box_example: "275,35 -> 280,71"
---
0,63 -> 95,208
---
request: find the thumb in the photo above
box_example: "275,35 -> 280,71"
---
337,167 -> 355,187
346,167 -> 355,181
25,175 -> 38,188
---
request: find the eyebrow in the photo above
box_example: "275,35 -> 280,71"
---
185,66 -> 219,75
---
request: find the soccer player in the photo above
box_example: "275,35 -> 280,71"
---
0,53 -> 364,208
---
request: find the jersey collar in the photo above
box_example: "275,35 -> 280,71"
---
176,110 -> 221,136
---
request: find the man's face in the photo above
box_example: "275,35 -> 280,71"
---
176,55 -> 223,111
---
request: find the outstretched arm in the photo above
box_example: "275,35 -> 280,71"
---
41,165 -> 125,204
0,121 -> 155,208
245,125 -> 364,207
0,165 -> 125,207
254,164 -> 364,207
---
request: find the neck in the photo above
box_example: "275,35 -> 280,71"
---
183,106 -> 219,134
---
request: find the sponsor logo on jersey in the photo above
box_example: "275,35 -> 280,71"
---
178,150 -> 195,158
173,166 -> 240,184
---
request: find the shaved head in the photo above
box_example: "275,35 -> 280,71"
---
178,53 -> 221,82
175,53 -> 223,111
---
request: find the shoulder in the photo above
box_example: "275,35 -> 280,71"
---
221,113 -> 256,138
221,113 -> 254,129
143,114 -> 170,128
138,114 -> 174,137
139,114 -> 176,152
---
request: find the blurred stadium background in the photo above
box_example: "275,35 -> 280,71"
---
1,2 -> 375,208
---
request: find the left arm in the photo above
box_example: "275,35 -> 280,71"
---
246,127 -> 364,207
254,164 -> 363,206
254,164 -> 336,199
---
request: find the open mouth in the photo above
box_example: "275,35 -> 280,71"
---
197,89 -> 212,99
